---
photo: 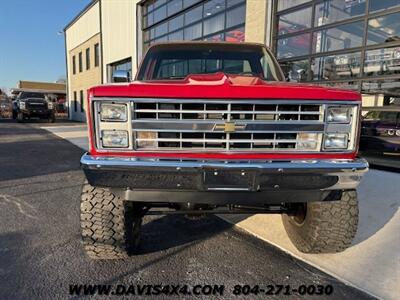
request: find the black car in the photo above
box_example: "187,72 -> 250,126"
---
360,106 -> 400,155
12,92 -> 55,122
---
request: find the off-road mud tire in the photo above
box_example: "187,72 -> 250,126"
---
80,183 -> 142,259
282,190 -> 358,253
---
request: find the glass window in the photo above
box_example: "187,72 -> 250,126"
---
73,91 -> 77,112
184,23 -> 202,39
364,47 -> 400,76
312,52 -> 361,81
277,33 -> 311,58
203,13 -> 225,36
168,30 -> 184,41
80,90 -> 84,112
78,52 -> 83,72
327,81 -> 359,91
109,58 -> 132,83
204,0 -> 226,18
227,0 -> 245,8
225,26 -> 245,42
278,0 -> 310,11
314,0 -> 366,27
94,43 -> 100,67
367,12 -> 400,45
154,22 -> 168,37
280,59 -> 310,82
226,5 -> 246,28
169,14 -> 184,31
153,5 -> 167,23
167,0 -> 182,16
278,6 -> 312,35
86,48 -> 90,70
143,0 -> 246,48
183,0 -> 201,8
362,78 -> 400,94
313,21 -> 364,53
185,5 -> 203,25
139,44 -> 283,81
72,55 -> 76,75
204,32 -> 224,41
369,0 -> 400,12
144,29 -> 150,41
365,111 -> 399,122
145,12 -> 154,27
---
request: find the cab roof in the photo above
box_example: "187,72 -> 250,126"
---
146,41 -> 268,52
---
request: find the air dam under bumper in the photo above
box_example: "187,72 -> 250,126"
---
81,154 -> 368,204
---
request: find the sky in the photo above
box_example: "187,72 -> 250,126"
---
0,0 -> 91,93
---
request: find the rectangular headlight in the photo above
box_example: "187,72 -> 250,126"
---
100,103 -> 127,122
327,106 -> 351,123
101,130 -> 129,148
324,133 -> 348,149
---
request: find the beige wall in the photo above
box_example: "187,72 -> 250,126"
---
65,1 -> 101,121
68,34 -> 102,121
101,0 -> 140,83
245,0 -> 269,44
65,2 -> 101,50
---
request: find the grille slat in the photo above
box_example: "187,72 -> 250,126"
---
132,101 -> 325,152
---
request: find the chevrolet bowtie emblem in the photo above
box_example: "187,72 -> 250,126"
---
214,122 -> 246,133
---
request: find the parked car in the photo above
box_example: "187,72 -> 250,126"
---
79,42 -> 368,259
0,101 -> 12,118
12,92 -> 55,122
360,107 -> 400,155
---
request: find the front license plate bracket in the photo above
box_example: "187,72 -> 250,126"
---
203,170 -> 256,191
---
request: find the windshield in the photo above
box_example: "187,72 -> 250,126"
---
137,44 -> 284,81
19,92 -> 45,99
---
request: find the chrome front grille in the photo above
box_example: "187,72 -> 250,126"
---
131,100 -> 325,152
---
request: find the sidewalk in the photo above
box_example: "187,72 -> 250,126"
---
42,124 -> 400,300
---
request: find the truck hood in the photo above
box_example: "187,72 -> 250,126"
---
90,72 -> 360,101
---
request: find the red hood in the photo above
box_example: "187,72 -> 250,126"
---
89,73 -> 360,101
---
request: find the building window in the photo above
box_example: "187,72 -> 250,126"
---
367,11 -> 400,45
94,43 -> 100,67
80,90 -> 84,112
273,0 -> 400,101
86,48 -> 90,70
108,58 -> 132,82
78,52 -> 83,72
73,91 -> 77,112
72,56 -> 76,75
142,0 -> 246,51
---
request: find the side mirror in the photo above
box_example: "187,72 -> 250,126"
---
112,70 -> 130,83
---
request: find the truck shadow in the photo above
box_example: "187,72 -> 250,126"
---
138,214 -> 232,254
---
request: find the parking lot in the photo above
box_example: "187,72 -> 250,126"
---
0,119 -> 379,299
41,121 -> 400,300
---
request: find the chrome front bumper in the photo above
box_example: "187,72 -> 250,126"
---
81,154 -> 368,204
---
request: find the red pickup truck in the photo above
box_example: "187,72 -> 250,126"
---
80,42 -> 368,259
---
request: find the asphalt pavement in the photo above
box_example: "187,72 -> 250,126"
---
0,120 -> 373,299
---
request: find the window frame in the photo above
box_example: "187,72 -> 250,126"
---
94,43 -> 100,67
72,55 -> 76,75
271,0 -> 400,93
78,52 -> 83,73
80,90 -> 84,113
141,0 -> 246,48
86,48 -> 90,70
73,91 -> 77,112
